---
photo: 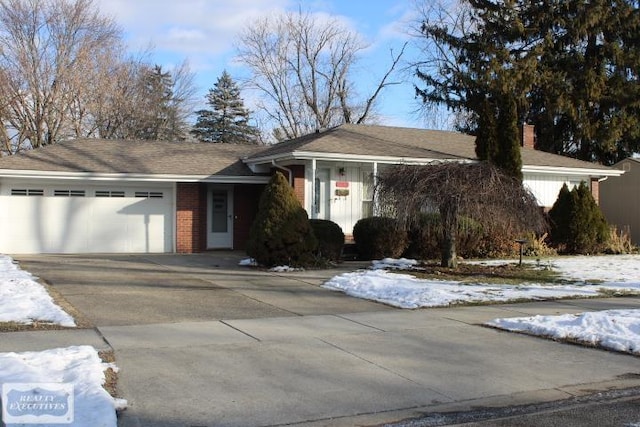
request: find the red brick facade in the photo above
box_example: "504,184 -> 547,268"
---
175,183 -> 265,253
521,124 -> 535,149
591,178 -> 600,205
176,182 -> 206,253
289,165 -> 305,206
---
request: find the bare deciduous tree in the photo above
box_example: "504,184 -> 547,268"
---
237,10 -> 406,141
0,0 -> 197,154
0,0 -> 121,153
376,162 -> 546,268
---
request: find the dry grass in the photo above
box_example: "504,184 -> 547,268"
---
410,261 -> 561,285
99,350 -> 120,399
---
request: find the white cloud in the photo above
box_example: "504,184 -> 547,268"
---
96,0 -> 291,56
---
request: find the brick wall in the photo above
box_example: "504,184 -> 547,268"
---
289,165 -> 305,206
521,124 -> 535,149
176,182 -> 206,253
271,165 -> 306,206
591,177 -> 600,205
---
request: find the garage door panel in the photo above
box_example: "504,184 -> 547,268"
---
0,184 -> 173,254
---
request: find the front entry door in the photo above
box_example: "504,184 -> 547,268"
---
207,187 -> 233,249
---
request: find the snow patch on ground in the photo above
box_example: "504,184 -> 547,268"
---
0,255 -> 75,326
323,269 -> 606,309
0,345 -> 125,426
487,309 -> 640,356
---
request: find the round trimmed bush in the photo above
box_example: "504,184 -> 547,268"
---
352,217 -> 407,260
310,219 -> 345,262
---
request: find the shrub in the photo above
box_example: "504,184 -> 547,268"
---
352,217 -> 407,260
246,172 -> 318,267
310,219 -> 345,262
404,213 -> 484,260
604,225 -> 636,254
549,182 -> 610,254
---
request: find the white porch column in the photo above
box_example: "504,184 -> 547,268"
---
311,158 -> 317,218
372,161 -> 379,216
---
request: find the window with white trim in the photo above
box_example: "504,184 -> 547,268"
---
362,171 -> 374,218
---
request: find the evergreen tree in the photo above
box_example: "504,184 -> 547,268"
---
418,0 -> 529,177
415,0 -> 640,164
246,172 -> 318,267
191,71 -> 259,144
129,65 -> 187,141
548,183 -> 573,247
526,0 -> 640,163
549,182 -> 609,253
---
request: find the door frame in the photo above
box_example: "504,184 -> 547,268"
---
207,185 -> 234,249
314,168 -> 331,220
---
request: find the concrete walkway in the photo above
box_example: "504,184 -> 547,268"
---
3,254 -> 640,427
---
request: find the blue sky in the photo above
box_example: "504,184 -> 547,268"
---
96,0 -> 440,129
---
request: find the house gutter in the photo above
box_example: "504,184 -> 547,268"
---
271,160 -> 293,186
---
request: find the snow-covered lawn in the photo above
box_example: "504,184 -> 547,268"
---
323,255 -> 640,309
0,346 -> 125,426
0,255 -> 75,326
323,255 -> 640,356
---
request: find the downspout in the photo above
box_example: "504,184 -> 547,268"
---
272,160 -> 293,186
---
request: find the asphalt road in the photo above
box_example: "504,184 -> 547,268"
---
386,386 -> 640,427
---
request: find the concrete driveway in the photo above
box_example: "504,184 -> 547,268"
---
5,253 -> 640,427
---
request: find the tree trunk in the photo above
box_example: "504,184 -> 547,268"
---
441,228 -> 458,268
440,204 -> 458,268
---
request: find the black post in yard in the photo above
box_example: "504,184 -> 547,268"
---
515,239 -> 528,266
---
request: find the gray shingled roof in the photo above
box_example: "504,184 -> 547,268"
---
0,139 -> 264,176
246,124 -> 476,160
247,123 -> 614,171
0,124 -> 616,176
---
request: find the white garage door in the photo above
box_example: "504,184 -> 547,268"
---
0,181 -> 174,254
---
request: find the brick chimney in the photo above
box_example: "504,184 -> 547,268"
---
521,124 -> 535,149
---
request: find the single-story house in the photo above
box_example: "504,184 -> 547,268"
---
0,123 -> 623,254
600,157 -> 640,245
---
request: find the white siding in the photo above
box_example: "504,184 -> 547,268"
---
523,174 -> 590,207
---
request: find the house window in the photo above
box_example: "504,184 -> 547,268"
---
95,190 -> 125,197
11,189 -> 44,196
54,189 -> 85,197
362,171 -> 374,218
135,191 -> 163,198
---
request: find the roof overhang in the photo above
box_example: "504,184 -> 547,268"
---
522,165 -> 624,177
245,151 -> 473,166
0,169 -> 270,184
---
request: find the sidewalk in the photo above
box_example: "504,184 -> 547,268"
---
110,300 -> 640,427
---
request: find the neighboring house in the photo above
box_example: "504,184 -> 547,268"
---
600,158 -> 640,245
0,124 -> 623,254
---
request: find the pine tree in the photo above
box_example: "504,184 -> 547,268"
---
246,172 -> 318,267
415,0 -> 640,165
549,182 -> 609,254
526,0 -> 640,163
133,65 -> 186,141
418,0 -> 528,178
191,71 -> 259,144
